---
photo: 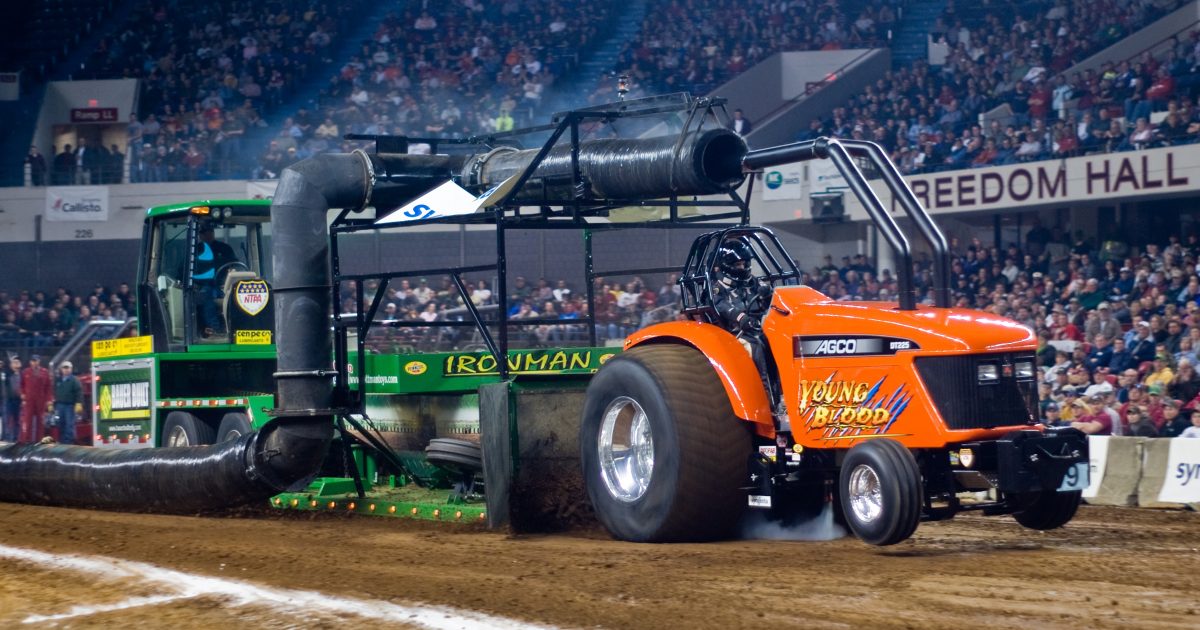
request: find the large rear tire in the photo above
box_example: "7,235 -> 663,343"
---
580,344 -> 752,542
839,439 -> 922,546
215,412 -> 252,443
1011,490 -> 1081,530
162,411 -> 215,447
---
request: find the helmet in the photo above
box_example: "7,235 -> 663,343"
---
717,237 -> 754,281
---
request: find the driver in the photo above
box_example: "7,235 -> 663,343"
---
713,237 -> 779,412
193,220 -> 238,336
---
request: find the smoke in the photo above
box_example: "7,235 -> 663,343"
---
740,502 -> 848,541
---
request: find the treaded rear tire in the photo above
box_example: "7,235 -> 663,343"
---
162,411 -> 215,447
580,344 -> 752,542
1012,490 -> 1081,530
839,438 -> 922,546
426,438 -> 484,475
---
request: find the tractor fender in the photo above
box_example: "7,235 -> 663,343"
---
625,321 -> 774,438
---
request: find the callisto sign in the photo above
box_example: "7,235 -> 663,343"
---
45,186 -> 109,222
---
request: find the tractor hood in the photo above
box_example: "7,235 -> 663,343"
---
775,287 -> 1035,354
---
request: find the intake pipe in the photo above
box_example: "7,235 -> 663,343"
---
0,129 -> 739,512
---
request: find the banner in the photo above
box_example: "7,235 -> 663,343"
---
809,159 -> 847,194
762,166 -> 804,200
1156,438 -> 1200,504
44,186 -> 108,222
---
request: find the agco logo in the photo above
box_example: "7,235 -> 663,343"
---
765,171 -> 783,189
812,339 -> 857,355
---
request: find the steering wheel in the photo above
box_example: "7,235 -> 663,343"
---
214,261 -> 250,285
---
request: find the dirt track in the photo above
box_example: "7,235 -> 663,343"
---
0,503 -> 1197,628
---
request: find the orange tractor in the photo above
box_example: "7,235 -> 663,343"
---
580,138 -> 1088,545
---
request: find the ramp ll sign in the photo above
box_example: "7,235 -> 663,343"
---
45,186 -> 109,222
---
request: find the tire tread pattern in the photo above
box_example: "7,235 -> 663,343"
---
593,344 -> 752,542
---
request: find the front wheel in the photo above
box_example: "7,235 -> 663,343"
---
580,344 -> 752,542
839,439 -> 922,546
1011,490 -> 1081,530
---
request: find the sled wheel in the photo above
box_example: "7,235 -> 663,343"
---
839,438 -> 922,546
1011,490 -> 1081,530
425,438 -> 484,476
216,412 -> 253,443
162,411 -> 215,447
580,344 -> 752,542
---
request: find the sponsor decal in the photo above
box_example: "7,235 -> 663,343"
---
45,186 -> 109,222
235,280 -> 270,316
443,348 -> 604,376
235,329 -> 272,345
98,381 -> 151,420
1159,438 -> 1200,503
765,171 -> 784,189
748,495 -> 772,508
92,335 -> 152,359
798,373 -> 914,441
758,446 -> 777,462
795,336 -> 919,357
404,361 -> 427,375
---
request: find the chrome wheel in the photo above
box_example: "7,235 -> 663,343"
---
165,425 -> 192,447
847,464 -> 883,523
598,396 -> 654,502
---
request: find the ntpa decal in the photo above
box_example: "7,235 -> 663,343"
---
235,280 -> 270,316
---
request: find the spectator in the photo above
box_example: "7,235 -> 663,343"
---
728,108 -> 753,137
24,146 -> 47,186
52,361 -> 81,445
1,357 -> 19,442
18,355 -> 52,443
1175,408 -> 1200,438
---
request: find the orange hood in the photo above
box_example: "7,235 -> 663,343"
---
773,287 -> 1035,354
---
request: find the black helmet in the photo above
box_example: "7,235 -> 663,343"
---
717,237 -> 754,281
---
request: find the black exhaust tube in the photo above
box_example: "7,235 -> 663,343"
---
464,128 -> 747,199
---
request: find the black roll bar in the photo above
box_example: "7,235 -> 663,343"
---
742,137 -> 919,311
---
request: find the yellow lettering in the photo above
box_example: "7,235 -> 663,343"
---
569,351 -> 590,370
525,353 -> 549,371
506,354 -> 520,372
873,409 -> 890,426
838,381 -> 855,403
455,355 -> 477,374
811,407 -> 830,428
547,351 -> 568,371
799,381 -> 817,410
478,354 -> 497,374
854,383 -> 870,403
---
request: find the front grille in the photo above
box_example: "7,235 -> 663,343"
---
914,353 -> 1037,430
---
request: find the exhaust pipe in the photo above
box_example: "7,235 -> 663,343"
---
0,130 -> 739,512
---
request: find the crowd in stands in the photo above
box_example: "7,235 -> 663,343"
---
352,272 -> 682,353
603,0 -> 901,101
792,0 -> 1199,173
27,0 -> 1200,186
62,0 -> 370,183
0,284 -> 134,353
250,0 -> 616,179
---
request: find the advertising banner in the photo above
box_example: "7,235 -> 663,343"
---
45,186 -> 109,222
1156,438 -> 1200,504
